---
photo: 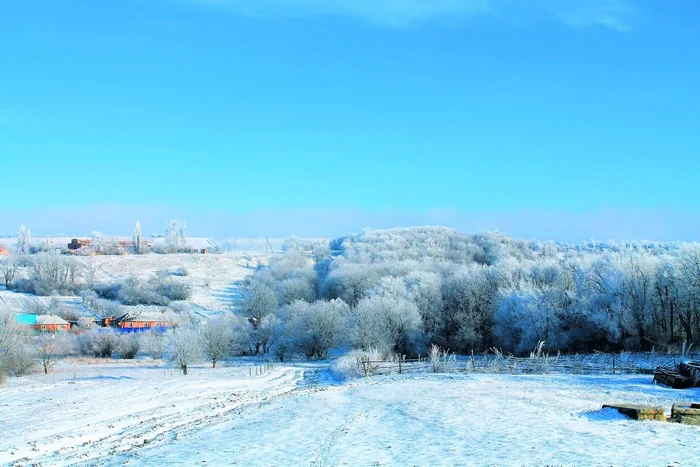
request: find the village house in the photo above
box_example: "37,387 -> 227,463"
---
67,238 -> 91,250
15,314 -> 71,332
100,310 -> 178,332
35,315 -> 71,332
0,246 -> 9,256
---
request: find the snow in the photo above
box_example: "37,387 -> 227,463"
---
2,361 -> 699,466
0,252 -> 276,318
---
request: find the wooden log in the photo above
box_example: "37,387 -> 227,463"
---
602,404 -> 666,421
671,403 -> 700,422
654,367 -> 694,389
680,416 -> 700,426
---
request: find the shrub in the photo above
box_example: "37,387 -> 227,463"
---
158,281 -> 191,301
330,348 -> 388,381
78,328 -> 119,358
428,344 -> 455,373
119,334 -> 141,359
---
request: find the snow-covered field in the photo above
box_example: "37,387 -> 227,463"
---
0,252 -> 276,318
1,360 -> 698,466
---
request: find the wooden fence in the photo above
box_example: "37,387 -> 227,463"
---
356,351 -> 685,378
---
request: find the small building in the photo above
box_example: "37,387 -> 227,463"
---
118,310 -> 178,332
0,246 -> 9,256
67,238 -> 91,250
34,315 -> 71,332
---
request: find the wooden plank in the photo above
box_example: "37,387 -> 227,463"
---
602,404 -> 666,421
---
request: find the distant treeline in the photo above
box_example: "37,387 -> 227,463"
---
239,227 -> 700,358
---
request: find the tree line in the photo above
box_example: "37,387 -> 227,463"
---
238,227 -> 700,359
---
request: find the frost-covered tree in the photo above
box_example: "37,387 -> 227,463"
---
16,225 -> 31,254
280,299 -> 349,359
29,253 -> 82,296
0,305 -> 29,382
441,265 -> 499,352
91,231 -> 122,255
133,220 -> 143,254
142,330 -> 166,359
167,326 -> 202,375
164,220 -> 187,253
276,277 -> 316,305
241,281 -> 278,325
350,278 -> 424,356
0,256 -> 20,289
36,333 -> 70,374
201,316 -> 234,368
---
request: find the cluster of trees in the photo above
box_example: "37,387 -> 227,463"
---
1,254 -> 192,307
0,304 -> 250,381
236,227 -> 700,359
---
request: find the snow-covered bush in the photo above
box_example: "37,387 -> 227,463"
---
78,328 -> 119,358
330,348 -> 387,381
428,344 -> 455,373
141,330 -> 166,359
278,299 -> 349,359
118,333 -> 141,359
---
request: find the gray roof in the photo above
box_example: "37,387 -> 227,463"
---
36,315 -> 70,325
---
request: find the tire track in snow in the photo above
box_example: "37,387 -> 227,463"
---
6,367 -> 304,466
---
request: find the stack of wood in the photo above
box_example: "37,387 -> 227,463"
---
602,404 -> 666,421
671,403 -> 700,426
653,360 -> 700,389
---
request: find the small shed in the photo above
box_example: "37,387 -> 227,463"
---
0,246 -> 9,256
15,313 -> 38,326
34,315 -> 71,332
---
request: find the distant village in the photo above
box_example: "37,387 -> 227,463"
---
15,310 -> 179,334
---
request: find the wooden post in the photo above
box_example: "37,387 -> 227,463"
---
612,353 -> 616,375
398,355 -> 403,374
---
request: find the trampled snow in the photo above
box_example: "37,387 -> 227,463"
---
1,360 -> 698,466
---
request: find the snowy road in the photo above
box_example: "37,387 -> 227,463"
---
2,363 -> 700,466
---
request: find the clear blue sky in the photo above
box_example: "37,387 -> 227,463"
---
1,0 -> 698,240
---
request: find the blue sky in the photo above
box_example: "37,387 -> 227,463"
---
0,0 -> 698,240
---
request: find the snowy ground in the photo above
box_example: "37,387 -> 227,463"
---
1,361 -> 699,466
0,251 -> 276,318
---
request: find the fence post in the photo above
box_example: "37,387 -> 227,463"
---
398,355 -> 403,374
612,353 -> 616,375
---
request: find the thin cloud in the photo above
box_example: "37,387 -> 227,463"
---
180,0 -> 637,30
549,0 -> 637,32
